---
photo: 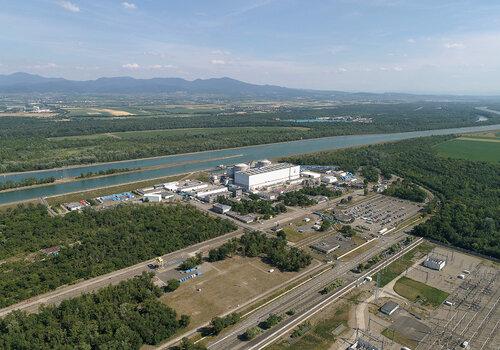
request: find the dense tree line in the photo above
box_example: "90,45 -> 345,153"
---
207,231 -> 312,272
278,185 -> 342,206
0,273 -> 189,350
1,102 -> 498,172
383,179 -> 427,202
286,135 -> 500,258
217,195 -> 287,219
77,167 -> 136,178
209,313 -> 241,335
0,204 -> 236,307
0,176 -> 55,191
360,165 -> 379,182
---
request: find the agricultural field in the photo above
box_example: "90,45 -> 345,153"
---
434,132 -> 500,163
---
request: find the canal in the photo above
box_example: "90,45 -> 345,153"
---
1,123 -> 499,205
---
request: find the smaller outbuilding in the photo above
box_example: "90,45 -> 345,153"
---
143,193 -> 162,202
423,257 -> 446,271
212,203 -> 231,214
380,301 -> 400,316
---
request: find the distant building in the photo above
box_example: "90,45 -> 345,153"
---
226,211 -> 255,223
212,203 -> 231,214
380,301 -> 399,316
143,193 -> 162,202
423,257 -> 446,271
301,170 -> 321,179
65,202 -> 84,211
234,163 -> 300,191
322,175 -> 338,184
194,185 -> 229,199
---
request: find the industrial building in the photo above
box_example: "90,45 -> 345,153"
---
212,203 -> 231,214
423,257 -> 446,271
143,193 -> 162,202
301,170 -> 321,179
380,301 -> 400,316
233,162 -> 301,191
193,185 -> 229,199
322,175 -> 338,184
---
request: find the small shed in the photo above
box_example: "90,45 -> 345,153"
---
380,301 -> 399,316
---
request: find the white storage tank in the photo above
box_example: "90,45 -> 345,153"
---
256,159 -> 272,168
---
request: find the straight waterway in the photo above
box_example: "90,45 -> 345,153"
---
1,123 -> 499,205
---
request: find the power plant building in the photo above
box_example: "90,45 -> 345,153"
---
233,163 -> 301,190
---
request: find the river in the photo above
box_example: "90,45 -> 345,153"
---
1,124 -> 499,205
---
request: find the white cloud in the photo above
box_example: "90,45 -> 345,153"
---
393,66 -> 403,71
28,62 -> 58,69
122,63 -> 140,69
444,42 -> 466,49
407,38 -> 416,44
148,64 -> 176,69
57,1 -> 80,13
210,59 -> 226,65
122,2 -> 137,10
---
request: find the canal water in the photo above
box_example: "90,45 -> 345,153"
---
1,123 -> 499,205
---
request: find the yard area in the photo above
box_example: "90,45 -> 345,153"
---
161,255 -> 300,331
376,242 -> 434,287
393,276 -> 449,307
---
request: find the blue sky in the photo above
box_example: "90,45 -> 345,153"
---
1,0 -> 500,94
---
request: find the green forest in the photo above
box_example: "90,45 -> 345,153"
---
0,273 -> 189,350
0,204 -> 236,307
1,102 -> 498,172
285,135 -> 500,258
207,231 -> 312,272
383,179 -> 427,202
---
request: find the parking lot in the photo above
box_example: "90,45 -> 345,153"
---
341,195 -> 422,235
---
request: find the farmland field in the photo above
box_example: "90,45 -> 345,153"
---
434,136 -> 500,163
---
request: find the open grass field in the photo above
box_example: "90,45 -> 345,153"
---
434,137 -> 500,163
381,327 -> 418,349
161,256 -> 300,331
377,242 -> 434,287
393,276 -> 449,307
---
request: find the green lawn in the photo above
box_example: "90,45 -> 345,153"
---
376,243 -> 433,287
393,276 -> 449,307
434,138 -> 500,163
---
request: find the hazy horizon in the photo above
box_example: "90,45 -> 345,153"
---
2,1 -> 500,95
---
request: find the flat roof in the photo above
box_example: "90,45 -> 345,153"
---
381,301 -> 399,315
236,163 -> 297,176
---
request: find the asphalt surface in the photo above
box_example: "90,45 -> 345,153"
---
207,230 -> 420,350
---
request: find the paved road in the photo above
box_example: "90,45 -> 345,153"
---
242,237 -> 424,350
0,229 -> 244,317
206,228 -> 419,350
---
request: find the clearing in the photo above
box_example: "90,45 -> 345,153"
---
393,276 -> 449,307
161,255 -> 300,331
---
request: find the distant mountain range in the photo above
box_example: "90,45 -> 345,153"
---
0,72 -> 497,101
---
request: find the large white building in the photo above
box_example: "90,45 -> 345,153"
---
234,163 -> 301,190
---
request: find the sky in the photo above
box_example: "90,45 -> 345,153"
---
1,0 -> 500,94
